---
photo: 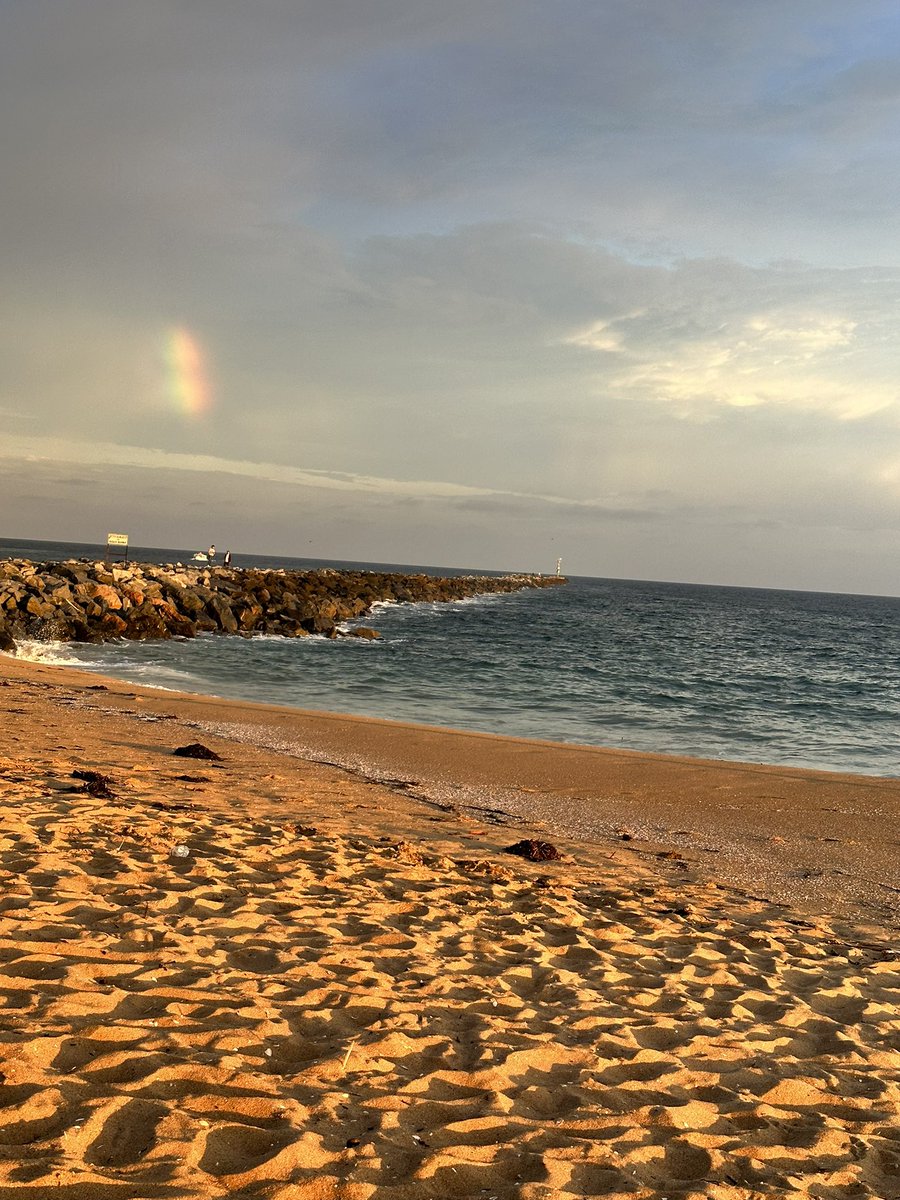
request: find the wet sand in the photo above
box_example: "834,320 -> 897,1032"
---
0,654 -> 898,1198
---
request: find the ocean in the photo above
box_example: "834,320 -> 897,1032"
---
2,536 -> 899,777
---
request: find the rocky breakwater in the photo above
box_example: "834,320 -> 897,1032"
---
0,560 -> 566,654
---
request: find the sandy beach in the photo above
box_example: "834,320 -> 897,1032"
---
0,654 -> 898,1199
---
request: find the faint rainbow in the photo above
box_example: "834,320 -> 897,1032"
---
165,326 -> 212,417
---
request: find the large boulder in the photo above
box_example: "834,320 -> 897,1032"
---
208,595 -> 238,633
167,586 -> 206,617
237,602 -> 263,631
25,595 -> 57,619
123,604 -> 170,640
70,618 -> 107,643
93,584 -> 123,610
0,583 -> 26,609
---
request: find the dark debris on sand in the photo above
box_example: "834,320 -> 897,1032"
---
71,769 -> 116,799
173,743 -> 223,761
504,839 -> 562,862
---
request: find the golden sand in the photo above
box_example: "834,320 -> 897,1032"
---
0,655 -> 898,1199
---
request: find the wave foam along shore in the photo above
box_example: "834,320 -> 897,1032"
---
0,653 -> 898,1199
0,558 -> 565,653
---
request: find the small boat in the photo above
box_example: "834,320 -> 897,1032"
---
191,552 -> 209,562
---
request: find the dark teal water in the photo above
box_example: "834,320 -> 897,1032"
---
3,536 -> 899,776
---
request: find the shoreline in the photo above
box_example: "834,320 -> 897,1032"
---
1,653 -> 899,1197
4,652 -> 899,934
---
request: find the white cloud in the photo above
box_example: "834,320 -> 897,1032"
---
0,431 -> 643,513
565,273 -> 900,421
604,314 -> 893,419
563,320 -> 627,352
744,313 -> 857,355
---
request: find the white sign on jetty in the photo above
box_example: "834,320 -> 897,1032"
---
106,533 -> 129,546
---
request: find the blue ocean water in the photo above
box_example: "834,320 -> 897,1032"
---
3,536 -> 899,777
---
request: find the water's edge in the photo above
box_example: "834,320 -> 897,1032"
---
3,537 -> 898,778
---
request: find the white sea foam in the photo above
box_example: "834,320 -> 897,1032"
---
367,599 -> 399,614
111,666 -> 192,686
451,591 -> 506,605
369,591 -> 505,616
10,639 -> 196,691
238,633 -> 333,646
10,640 -> 94,669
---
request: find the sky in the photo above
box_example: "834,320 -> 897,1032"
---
3,1 -> 900,592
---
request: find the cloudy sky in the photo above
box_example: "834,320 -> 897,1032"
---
3,1 -> 900,591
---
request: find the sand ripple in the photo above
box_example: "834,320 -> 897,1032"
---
0,679 -> 898,1198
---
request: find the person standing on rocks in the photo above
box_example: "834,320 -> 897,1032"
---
207,544 -> 216,563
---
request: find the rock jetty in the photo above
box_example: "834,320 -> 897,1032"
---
0,560 -> 566,654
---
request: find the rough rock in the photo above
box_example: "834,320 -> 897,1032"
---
0,558 -> 567,654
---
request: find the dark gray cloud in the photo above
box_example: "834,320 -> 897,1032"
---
4,0 -> 900,266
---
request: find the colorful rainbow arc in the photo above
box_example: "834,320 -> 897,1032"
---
165,327 -> 212,417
